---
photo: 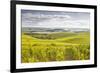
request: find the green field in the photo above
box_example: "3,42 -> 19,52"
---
21,32 -> 90,63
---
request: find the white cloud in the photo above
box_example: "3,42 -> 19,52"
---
23,18 -> 89,29
22,12 -> 71,19
22,10 -> 90,29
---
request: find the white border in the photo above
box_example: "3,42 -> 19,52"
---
16,4 -> 94,69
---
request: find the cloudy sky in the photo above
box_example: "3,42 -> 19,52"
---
21,10 -> 90,29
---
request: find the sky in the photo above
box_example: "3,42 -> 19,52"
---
21,10 -> 90,29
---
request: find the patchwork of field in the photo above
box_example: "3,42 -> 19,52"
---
21,32 -> 90,63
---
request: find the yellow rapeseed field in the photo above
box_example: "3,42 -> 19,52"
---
21,32 -> 90,63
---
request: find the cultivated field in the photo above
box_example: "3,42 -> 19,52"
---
21,32 -> 90,63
